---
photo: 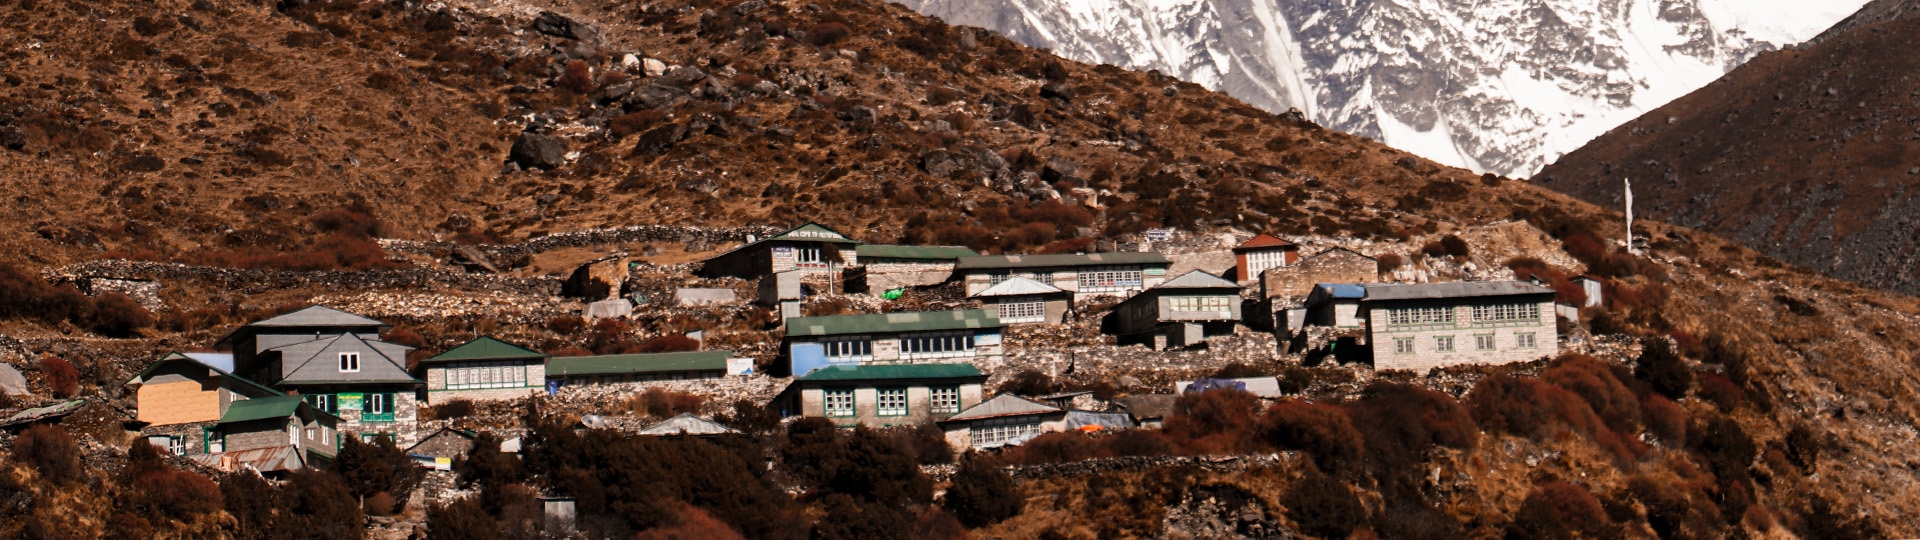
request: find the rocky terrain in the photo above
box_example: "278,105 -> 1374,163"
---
1535,9 -> 1920,297
0,0 -> 1918,538
897,0 -> 1865,176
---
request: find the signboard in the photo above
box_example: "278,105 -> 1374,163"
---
772,246 -> 794,256
975,332 -> 1002,346
337,393 -> 365,411
872,340 -> 900,361
1144,268 -> 1167,276
1146,228 -> 1175,242
435,457 -> 453,471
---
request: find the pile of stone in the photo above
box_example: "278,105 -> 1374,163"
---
543,376 -> 789,417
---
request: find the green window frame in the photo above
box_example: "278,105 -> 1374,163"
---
1516,332 -> 1538,349
824,388 -> 856,417
1434,336 -> 1455,353
1474,334 -> 1496,351
361,393 -> 397,423
305,393 -> 336,414
1393,337 -> 1415,354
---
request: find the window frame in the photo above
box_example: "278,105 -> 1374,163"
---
823,388 -> 856,418
997,298 -> 1047,323
1474,334 -> 1496,351
1516,332 -> 1538,349
821,336 -> 873,362
876,387 -> 909,417
900,331 -> 976,360
1077,265 -> 1145,293
795,246 -> 826,268
930,387 -> 961,414
1169,295 -> 1233,313
1393,337 -> 1416,354
338,352 -> 361,373
1435,335 -> 1456,353
306,393 -> 336,414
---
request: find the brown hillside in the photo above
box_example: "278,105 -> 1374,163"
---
1535,12 -> 1920,297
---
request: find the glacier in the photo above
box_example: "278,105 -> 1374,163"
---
901,0 -> 1868,177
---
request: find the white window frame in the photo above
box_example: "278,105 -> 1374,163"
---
448,361 -> 527,390
901,331 -> 975,360
930,387 -> 960,414
367,393 -> 389,415
1393,337 -> 1415,354
1472,302 -> 1541,324
1435,335 -> 1456,353
823,389 -> 856,417
288,421 -> 300,446
148,435 -> 185,455
1517,333 -> 1538,349
795,247 -> 826,268
821,336 -> 873,362
1387,306 -> 1455,328
1169,296 -> 1232,313
997,298 -> 1047,324
1245,250 -> 1290,276
876,387 -> 908,417
969,417 -> 1041,447
338,352 -> 360,373
1077,266 -> 1144,293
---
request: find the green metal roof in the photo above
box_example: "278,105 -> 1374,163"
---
797,363 -> 986,382
219,396 -> 306,424
766,222 -> 860,244
786,309 -> 1001,337
955,251 -> 1169,270
546,351 -> 731,377
855,245 -> 978,260
423,336 -> 548,364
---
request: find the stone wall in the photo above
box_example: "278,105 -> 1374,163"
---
1260,249 -> 1378,302
380,225 -> 785,260
47,260 -> 565,298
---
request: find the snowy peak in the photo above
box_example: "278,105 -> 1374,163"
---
901,0 -> 1868,177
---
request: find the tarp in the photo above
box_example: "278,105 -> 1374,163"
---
790,343 -> 829,377
1183,378 -> 1247,395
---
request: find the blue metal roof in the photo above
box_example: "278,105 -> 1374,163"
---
1316,284 -> 1368,299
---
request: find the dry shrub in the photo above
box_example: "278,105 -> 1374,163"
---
1345,381 -> 1477,466
426,496 -> 499,540
609,109 -> 666,138
1439,235 -> 1470,258
1468,374 -> 1641,460
546,315 -> 586,335
1163,389 -> 1260,454
630,387 -> 704,418
944,455 -> 1022,528
588,318 -> 635,354
1034,237 -> 1094,254
559,60 -> 594,93
88,292 -> 152,337
636,334 -> 701,353
549,346 -> 593,357
1283,469 -> 1366,539
1695,372 -> 1743,410
190,233 -> 409,271
808,22 -> 851,46
310,208 -> 384,238
1542,354 -> 1641,432
1102,429 -> 1177,457
1785,425 -> 1821,470
1376,253 -> 1404,273
995,369 -> 1054,396
1639,393 -> 1687,443
363,492 -> 397,517
41,356 -> 79,398
1003,431 -> 1099,464
1505,482 -> 1613,539
130,469 -> 224,518
1261,400 -> 1364,473
1635,338 -> 1692,399
635,503 -> 746,540
431,399 -> 476,420
15,425 -> 83,483
911,509 -> 973,540
1507,257 -> 1588,306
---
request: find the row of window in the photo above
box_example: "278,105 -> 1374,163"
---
562,372 -> 718,386
969,416 -> 1042,447
1170,296 -> 1233,312
823,387 -> 962,417
1387,303 -> 1543,328
987,272 -> 1056,286
997,299 -> 1047,323
1471,303 -> 1541,323
903,331 -> 975,358
1244,250 -> 1291,276
1386,306 -> 1454,327
445,361 -> 529,390
984,266 -> 1147,293
1392,333 -> 1538,354
305,393 -> 395,417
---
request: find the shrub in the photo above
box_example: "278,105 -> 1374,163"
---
40,356 -> 78,398
1376,253 -> 1404,273
87,292 -> 152,337
945,456 -> 1022,527
808,22 -> 851,46
1801,495 -> 1881,540
629,387 -> 704,418
1690,415 -> 1756,484
132,469 -> 223,518
1212,362 -> 1270,379
1164,389 -> 1261,454
1635,338 -> 1692,399
996,369 -> 1055,396
587,318 -> 635,354
453,432 -> 526,489
1468,374 -> 1638,460
1420,241 -> 1448,258
718,399 -> 784,437
1505,482 -> 1611,539
636,334 -> 701,353
635,503 -> 746,540
15,425 -> 82,482
334,435 -> 427,505
1639,393 -> 1687,443
1785,425 -> 1821,470
559,60 -> 594,93
1104,429 -> 1177,457
1262,400 -> 1365,473
1542,354 -> 1641,432
1003,431 -> 1099,464
1695,372 -> 1742,410
310,208 -> 384,238
1283,470 -> 1366,539
815,493 -> 911,540
426,497 -> 500,540
1439,235 -> 1470,258
364,492 -> 398,517
549,346 -> 593,357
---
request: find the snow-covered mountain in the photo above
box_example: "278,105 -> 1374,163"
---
901,0 -> 1868,177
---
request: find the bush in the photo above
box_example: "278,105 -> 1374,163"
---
1103,429 -> 1177,457
635,503 -> 747,540
40,356 -> 78,398
1261,400 -> 1364,474
333,435 -> 426,505
629,387 -> 704,418
636,334 -> 701,353
1635,338 -> 1692,399
1690,415 -> 1756,484
559,60 -> 594,93
1376,253 -> 1404,273
1542,354 -> 1641,432
453,432 -> 526,489
310,208 -> 384,238
1468,374 -> 1638,460
1505,482 -> 1611,539
815,493 -> 911,540
1695,372 -> 1742,410
1164,389 -> 1261,454
363,492 -> 397,517
996,369 -> 1054,396
15,425 -> 82,482
1212,362 -> 1270,379
587,318 -> 636,354
717,399 -> 784,437
808,22 -> 851,46
87,292 -> 152,337
945,456 -> 1022,527
1786,425 -> 1821,470
426,497 -> 499,540
1639,393 -> 1687,443
1002,431 -> 1099,464
1283,470 -> 1366,539
431,399 -> 476,420
1439,235 -> 1470,258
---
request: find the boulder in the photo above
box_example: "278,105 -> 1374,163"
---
625,85 -> 688,110
631,124 -> 687,157
1040,83 -> 1076,102
531,11 -> 601,43
835,105 -> 876,124
0,364 -> 27,396
1042,157 -> 1080,183
563,255 -> 629,301
660,66 -> 707,88
643,58 -> 668,77
508,132 -> 567,170
921,149 -> 978,179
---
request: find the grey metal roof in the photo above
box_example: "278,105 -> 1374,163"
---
956,251 -> 1169,270
944,394 -> 1062,422
247,306 -> 390,329
1155,270 -> 1240,290
970,276 -> 1066,298
786,309 -> 1002,337
273,333 -> 420,385
856,245 -> 978,260
637,413 -> 739,436
1361,281 -> 1554,301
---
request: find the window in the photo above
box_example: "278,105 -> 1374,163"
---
1170,296 -> 1232,313
304,427 -> 317,441
337,352 -> 360,373
1517,333 -> 1538,349
901,331 -> 975,359
1077,266 -> 1144,293
1387,306 -> 1455,327
204,428 -> 224,454
930,387 -> 960,414
1475,334 -> 1496,351
148,435 -> 185,455
969,417 -> 1041,447
877,387 -> 908,416
824,389 -> 855,417
1435,336 -> 1455,352
795,247 -> 825,268
447,361 -> 527,390
1472,303 -> 1540,324
822,337 -> 873,361
367,393 -> 390,415
1393,337 -> 1415,354
305,394 -> 336,414
288,422 -> 300,446
998,299 -> 1047,323
988,272 -> 1055,286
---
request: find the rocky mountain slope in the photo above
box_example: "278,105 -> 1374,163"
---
896,0 -> 1866,177
1535,10 -> 1920,297
0,0 -> 1919,537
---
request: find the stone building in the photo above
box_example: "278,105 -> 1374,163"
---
1305,281 -> 1558,372
954,252 -> 1171,301
781,309 -> 1004,376
774,363 -> 988,428
216,306 -> 423,445
420,337 -> 550,404
939,394 -> 1068,449
969,276 -> 1074,325
1250,248 -> 1378,332
1107,270 -> 1244,349
562,255 -> 629,301
128,352 -> 286,456
214,395 -> 340,469
1232,234 -> 1299,282
699,222 -> 861,280
849,245 -> 977,292
547,350 -> 733,386
406,427 -> 479,469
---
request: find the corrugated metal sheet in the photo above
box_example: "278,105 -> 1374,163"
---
970,277 -> 1066,297
1155,270 -> 1240,289
1315,284 -> 1368,299
956,251 -> 1169,270
785,309 -> 1001,337
192,445 -> 308,473
219,396 -> 305,423
765,222 -> 860,244
1362,281 -> 1553,301
546,351 -> 731,377
795,363 -> 985,382
424,336 -> 547,363
1064,410 -> 1136,430
637,413 -> 739,436
856,245 -> 978,260
1232,234 -> 1296,252
246,305 -> 389,328
944,394 -> 1061,422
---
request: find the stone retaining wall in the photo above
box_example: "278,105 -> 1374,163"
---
380,225 -> 785,259
46,260 -> 566,298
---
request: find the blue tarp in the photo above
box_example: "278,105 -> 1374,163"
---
790,343 -> 830,377
1183,378 -> 1247,395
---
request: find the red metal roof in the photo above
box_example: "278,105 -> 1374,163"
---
1233,234 -> 1297,252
